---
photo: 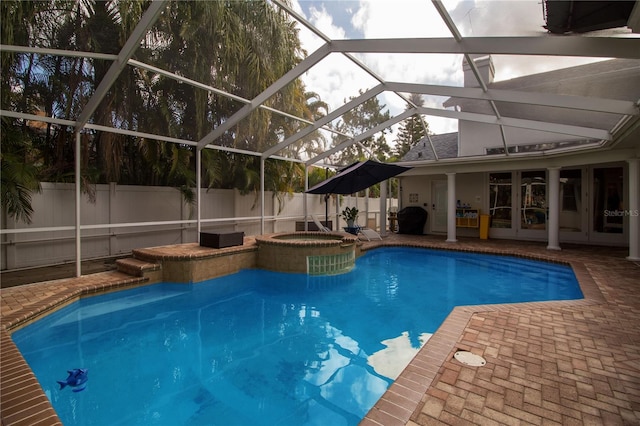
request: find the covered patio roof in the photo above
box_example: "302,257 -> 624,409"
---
1,0 -> 639,274
2,0 -> 638,168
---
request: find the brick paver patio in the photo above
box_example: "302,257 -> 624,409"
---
361,236 -> 640,426
2,234 -> 639,425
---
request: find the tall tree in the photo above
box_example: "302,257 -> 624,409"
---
1,0 -> 320,222
330,90 -> 392,165
1,0 -> 67,222
275,90 -> 329,160
394,93 -> 428,159
0,122 -> 42,224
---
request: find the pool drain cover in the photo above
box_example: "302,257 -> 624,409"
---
454,350 -> 486,367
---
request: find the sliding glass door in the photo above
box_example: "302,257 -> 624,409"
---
518,170 -> 547,238
559,168 -> 587,242
489,172 -> 514,238
591,166 -> 626,244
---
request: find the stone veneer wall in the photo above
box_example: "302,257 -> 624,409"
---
132,242 -> 258,283
130,233 -> 361,283
258,243 -> 354,273
255,232 -> 358,274
161,251 -> 257,282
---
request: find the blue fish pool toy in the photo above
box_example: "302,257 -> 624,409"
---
57,368 -> 88,392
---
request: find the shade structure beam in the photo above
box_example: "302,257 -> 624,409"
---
423,132 -> 440,161
414,106 -> 612,140
196,43 -> 332,149
272,0 -> 427,144
328,37 -> 640,59
386,82 -> 639,116
309,109 -> 415,165
129,59 -> 349,138
0,109 -> 310,165
75,0 -> 168,129
1,44 -> 343,143
432,0 -> 512,156
0,44 -> 117,61
262,85 -> 386,158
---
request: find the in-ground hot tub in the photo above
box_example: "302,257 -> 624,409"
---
255,232 -> 359,275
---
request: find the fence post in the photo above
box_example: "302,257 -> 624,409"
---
3,213 -> 17,269
109,182 -> 118,256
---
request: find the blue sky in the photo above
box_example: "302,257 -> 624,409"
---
287,0 -> 631,141
298,1 -> 365,39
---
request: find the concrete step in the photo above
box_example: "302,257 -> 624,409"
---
116,257 -> 160,277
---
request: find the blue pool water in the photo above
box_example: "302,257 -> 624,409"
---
13,247 -> 582,426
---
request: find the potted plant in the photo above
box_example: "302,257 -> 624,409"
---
341,206 -> 359,228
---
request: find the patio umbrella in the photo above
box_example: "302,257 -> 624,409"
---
306,160 -> 411,195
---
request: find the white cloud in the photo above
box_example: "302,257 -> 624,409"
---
349,0 -> 464,135
448,0 -> 625,81
294,3 -> 380,122
292,0 -> 465,138
352,0 -> 451,38
289,0 -> 635,142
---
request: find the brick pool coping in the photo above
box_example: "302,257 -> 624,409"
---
1,235 -> 638,425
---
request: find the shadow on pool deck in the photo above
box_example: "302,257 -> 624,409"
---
1,256 -> 126,289
2,234 -> 640,425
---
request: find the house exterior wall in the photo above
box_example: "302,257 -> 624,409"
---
400,173 -> 486,237
400,161 -> 640,246
458,121 -> 581,157
400,58 -> 638,254
399,162 -> 632,246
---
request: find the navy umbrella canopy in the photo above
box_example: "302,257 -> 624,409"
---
307,160 -> 411,195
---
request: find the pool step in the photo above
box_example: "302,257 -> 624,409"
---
116,257 -> 161,277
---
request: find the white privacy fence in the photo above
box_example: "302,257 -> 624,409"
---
1,183 -> 394,270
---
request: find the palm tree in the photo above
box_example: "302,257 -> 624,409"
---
0,122 -> 42,224
1,0 -> 59,223
278,90 -> 330,160
2,0 -> 317,220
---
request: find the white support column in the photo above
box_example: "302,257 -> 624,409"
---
379,180 -> 387,236
446,173 -> 457,243
4,212 -> 17,269
365,188 -> 370,229
627,159 -> 640,261
75,131 -> 82,277
260,158 -> 265,235
196,148 -> 202,241
303,166 -> 309,231
335,194 -> 340,232
547,167 -> 561,251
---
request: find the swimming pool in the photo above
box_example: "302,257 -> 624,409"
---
12,247 -> 582,425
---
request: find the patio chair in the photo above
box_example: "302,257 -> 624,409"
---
358,228 -> 382,241
310,215 -> 331,232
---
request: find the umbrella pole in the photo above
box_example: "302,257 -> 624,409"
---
325,167 -> 329,230
325,194 -> 329,230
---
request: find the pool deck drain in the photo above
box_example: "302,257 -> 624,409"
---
2,234 -> 640,425
453,350 -> 487,367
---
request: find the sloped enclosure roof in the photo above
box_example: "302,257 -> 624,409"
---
1,0 -> 639,169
